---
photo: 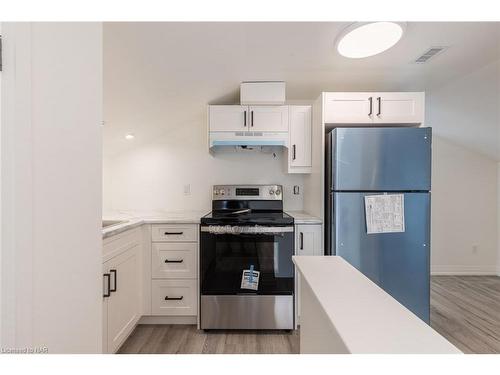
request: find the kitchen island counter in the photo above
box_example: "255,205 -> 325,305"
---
293,255 -> 461,354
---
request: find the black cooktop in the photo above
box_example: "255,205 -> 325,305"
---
201,210 -> 294,226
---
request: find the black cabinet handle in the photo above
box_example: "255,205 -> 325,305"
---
165,259 -> 184,263
110,269 -> 117,292
244,110 -> 247,127
164,232 -> 183,235
377,97 -> 381,116
165,296 -> 184,301
103,273 -> 111,298
251,111 -> 254,127
292,145 -> 296,160
300,232 -> 304,250
368,97 -> 373,116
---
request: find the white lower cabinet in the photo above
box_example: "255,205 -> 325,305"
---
294,224 -> 322,324
102,229 -> 142,354
149,224 -> 199,319
296,224 -> 322,257
152,279 -> 197,316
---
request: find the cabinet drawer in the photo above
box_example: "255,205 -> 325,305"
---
151,224 -> 198,242
152,242 -> 197,279
151,279 -> 197,316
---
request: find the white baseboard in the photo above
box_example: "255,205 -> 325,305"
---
431,265 -> 499,276
138,315 -> 197,325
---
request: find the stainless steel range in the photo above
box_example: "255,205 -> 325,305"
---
200,185 -> 295,330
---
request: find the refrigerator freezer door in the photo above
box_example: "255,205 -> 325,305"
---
333,192 -> 430,323
330,127 -> 431,191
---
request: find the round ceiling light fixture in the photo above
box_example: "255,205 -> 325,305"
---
336,22 -> 406,59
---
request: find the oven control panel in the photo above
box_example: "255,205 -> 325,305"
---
212,185 -> 282,200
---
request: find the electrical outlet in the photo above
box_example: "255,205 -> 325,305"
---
183,184 -> 191,195
293,185 -> 300,195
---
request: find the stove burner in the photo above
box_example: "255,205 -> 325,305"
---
201,210 -> 294,226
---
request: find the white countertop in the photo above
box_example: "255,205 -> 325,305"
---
102,210 -> 208,238
102,209 -> 321,238
293,256 -> 461,354
286,211 -> 322,224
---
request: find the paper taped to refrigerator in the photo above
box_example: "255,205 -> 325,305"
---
364,194 -> 405,234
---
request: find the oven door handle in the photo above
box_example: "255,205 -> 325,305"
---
236,232 -> 285,238
200,226 -> 294,234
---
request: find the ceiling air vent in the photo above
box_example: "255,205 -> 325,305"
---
414,46 -> 448,63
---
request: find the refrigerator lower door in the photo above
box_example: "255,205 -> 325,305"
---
333,192 -> 430,323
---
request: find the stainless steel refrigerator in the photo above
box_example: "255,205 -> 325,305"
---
326,127 -> 432,323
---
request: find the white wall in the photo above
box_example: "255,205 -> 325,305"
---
427,59 -> 500,275
431,136 -> 498,274
1,23 -> 102,353
103,115 -> 304,213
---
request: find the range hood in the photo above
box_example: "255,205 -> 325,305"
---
209,131 -> 288,149
209,81 -> 289,150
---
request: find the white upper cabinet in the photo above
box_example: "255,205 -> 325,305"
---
324,92 -> 373,124
248,105 -> 289,132
372,92 -> 425,124
288,105 -> 312,172
209,105 -> 248,132
209,105 -> 289,133
323,92 -> 425,125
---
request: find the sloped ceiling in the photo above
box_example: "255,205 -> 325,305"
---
104,22 -> 500,157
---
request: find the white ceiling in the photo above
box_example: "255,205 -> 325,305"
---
104,22 -> 500,157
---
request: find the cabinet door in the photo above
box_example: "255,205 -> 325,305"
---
295,224 -> 322,256
102,266 -> 109,353
372,92 -> 424,124
249,105 -> 289,132
105,245 -> 141,353
324,92 -> 374,124
289,106 -> 312,168
295,224 -> 322,322
209,105 -> 248,132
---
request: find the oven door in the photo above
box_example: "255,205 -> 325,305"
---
200,226 -> 295,296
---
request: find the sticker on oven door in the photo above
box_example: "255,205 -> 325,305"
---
241,265 -> 260,291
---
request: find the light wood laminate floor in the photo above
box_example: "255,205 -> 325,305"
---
118,325 -> 299,354
431,276 -> 500,354
118,276 -> 500,354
